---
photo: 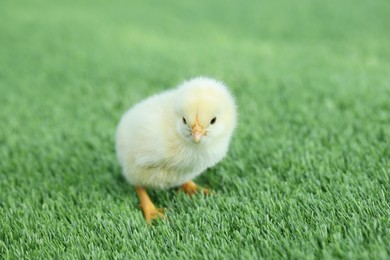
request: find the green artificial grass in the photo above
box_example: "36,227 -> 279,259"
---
1,0 -> 389,258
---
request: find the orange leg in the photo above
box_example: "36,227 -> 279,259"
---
181,181 -> 210,196
135,187 -> 165,224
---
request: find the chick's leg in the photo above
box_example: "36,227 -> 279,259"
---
181,181 -> 210,196
135,187 -> 165,224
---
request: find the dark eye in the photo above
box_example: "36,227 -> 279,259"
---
182,117 -> 187,124
210,117 -> 217,125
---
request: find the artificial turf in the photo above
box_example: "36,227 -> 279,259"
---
1,0 -> 389,258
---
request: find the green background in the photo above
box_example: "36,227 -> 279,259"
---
1,0 -> 389,258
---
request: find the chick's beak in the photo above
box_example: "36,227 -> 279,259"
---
192,119 -> 206,143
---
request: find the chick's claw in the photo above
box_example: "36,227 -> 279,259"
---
201,188 -> 211,196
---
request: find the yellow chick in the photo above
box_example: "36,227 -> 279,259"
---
115,77 -> 237,223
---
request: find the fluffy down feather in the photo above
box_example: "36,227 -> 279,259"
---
115,77 -> 237,189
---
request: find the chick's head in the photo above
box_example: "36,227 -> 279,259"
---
175,77 -> 237,145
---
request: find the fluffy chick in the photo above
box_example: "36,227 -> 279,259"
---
115,77 -> 237,223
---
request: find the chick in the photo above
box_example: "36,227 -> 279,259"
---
115,77 -> 237,223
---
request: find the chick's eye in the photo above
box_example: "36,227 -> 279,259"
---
182,117 -> 187,124
210,117 -> 217,125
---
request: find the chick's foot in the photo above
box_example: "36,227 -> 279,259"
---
180,181 -> 210,196
142,205 -> 165,224
135,187 -> 165,224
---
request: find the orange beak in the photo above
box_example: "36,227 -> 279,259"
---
192,118 -> 206,143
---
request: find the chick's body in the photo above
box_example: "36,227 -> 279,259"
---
116,77 -> 236,190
